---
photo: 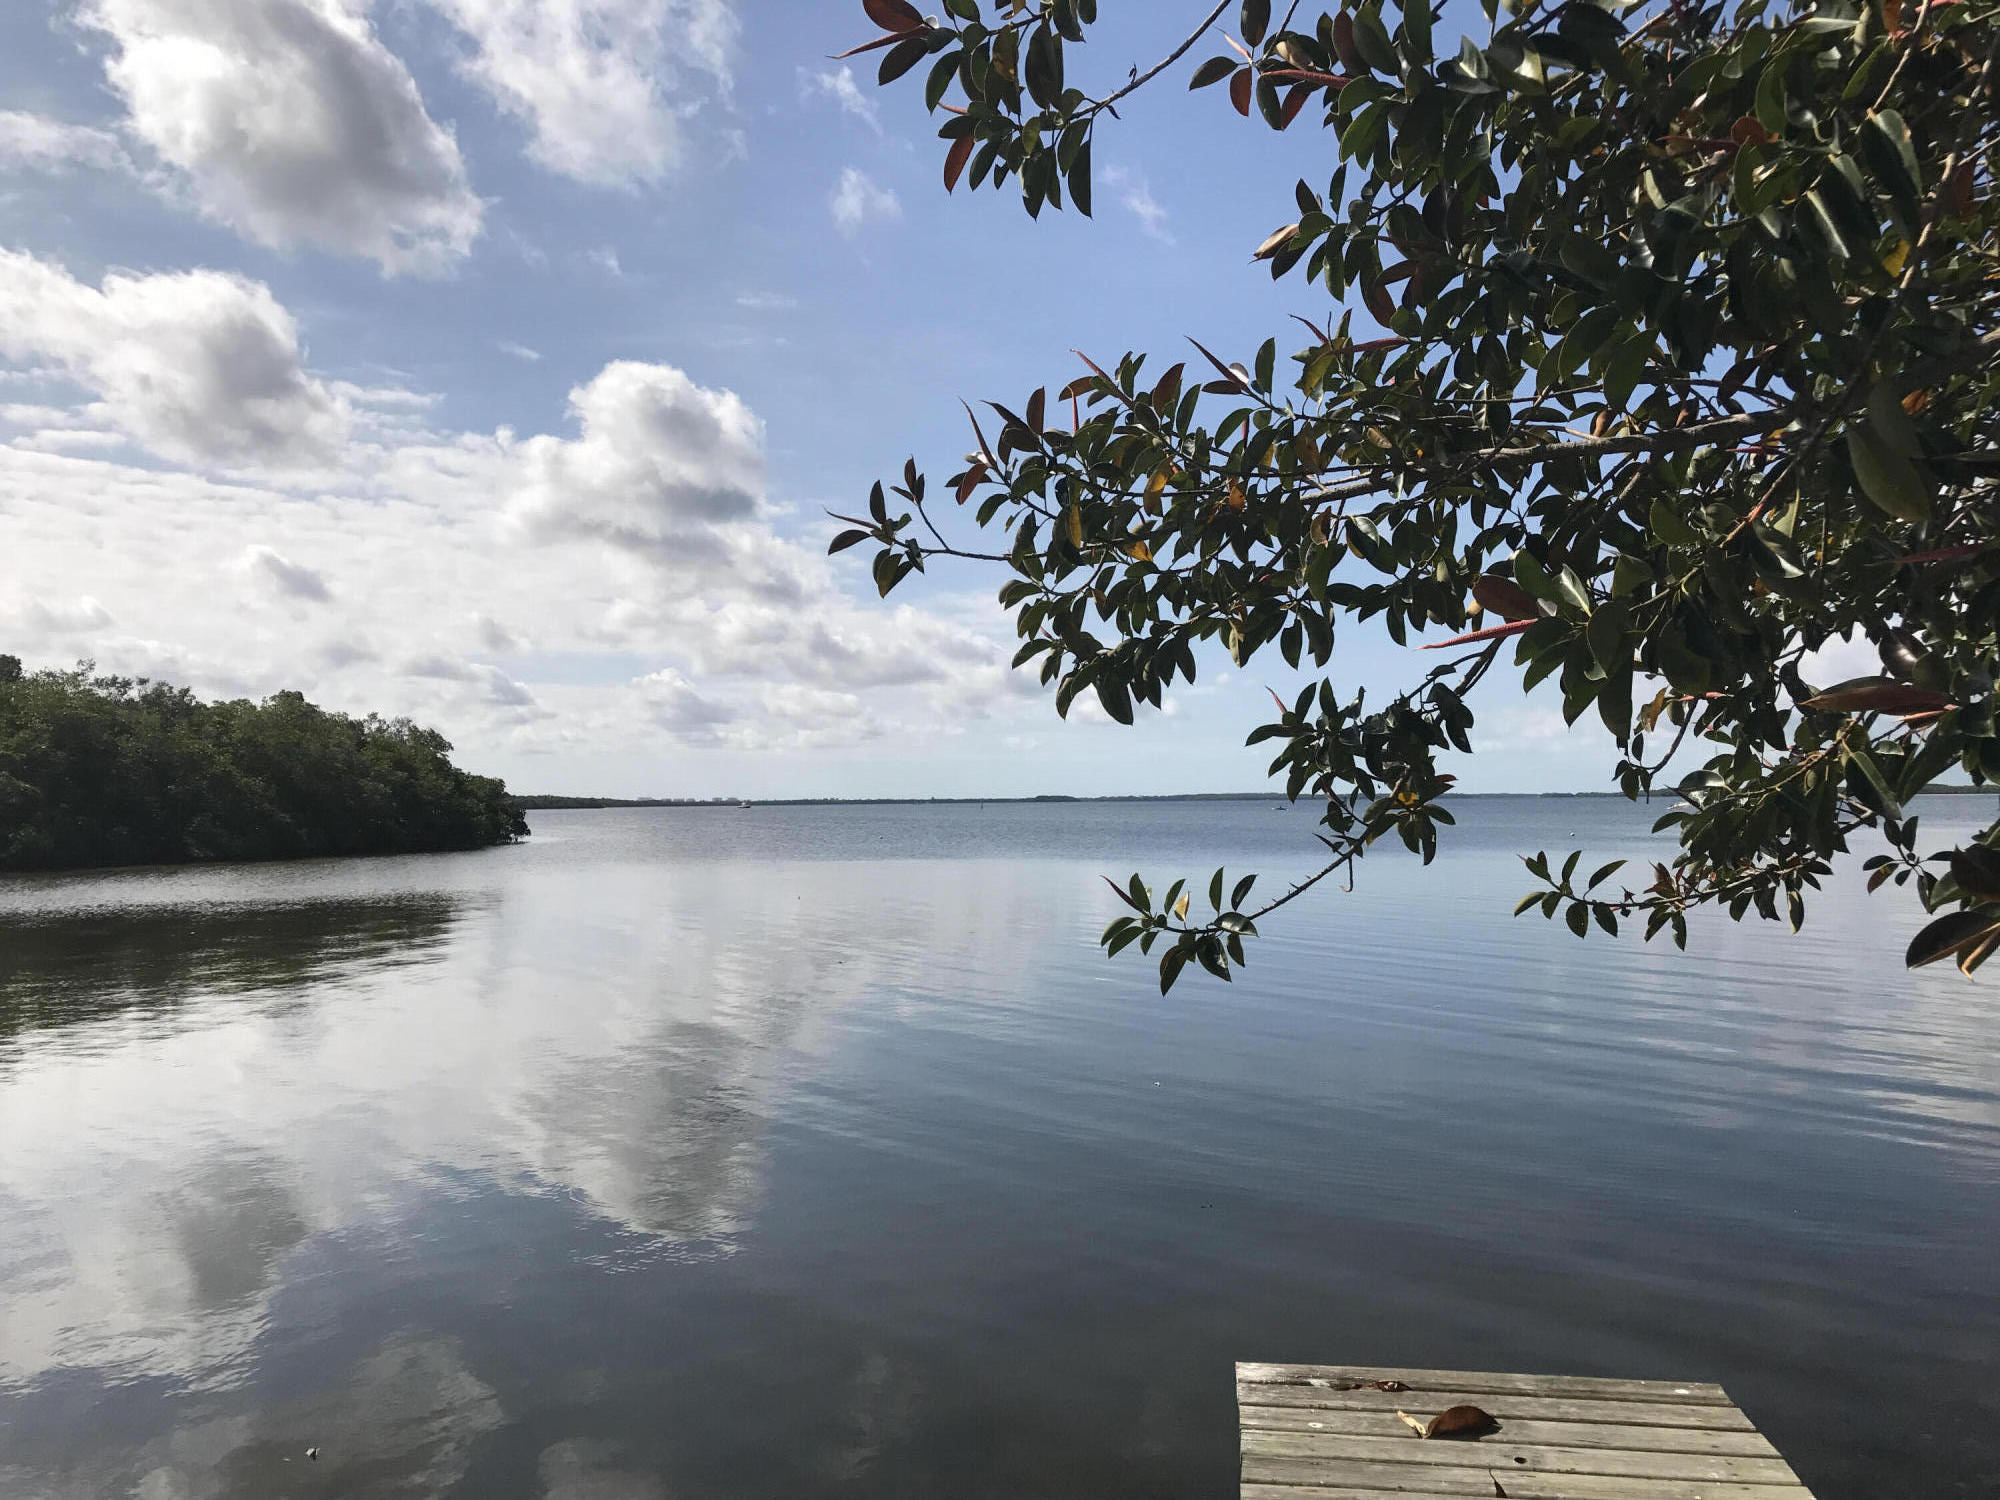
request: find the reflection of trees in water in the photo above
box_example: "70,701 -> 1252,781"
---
0,895 -> 460,1040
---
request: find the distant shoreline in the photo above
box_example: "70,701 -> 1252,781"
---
517,786 -> 1997,811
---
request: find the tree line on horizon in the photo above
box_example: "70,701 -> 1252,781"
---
0,656 -> 526,872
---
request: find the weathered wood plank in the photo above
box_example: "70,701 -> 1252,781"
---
1237,1385 -> 1758,1430
1238,1363 -> 1731,1405
1238,1405 -> 1781,1457
1243,1488 -> 1469,1500
1243,1456 -> 1806,1498
1241,1429 -> 1803,1485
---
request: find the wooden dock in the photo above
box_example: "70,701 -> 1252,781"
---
1237,1363 -> 1816,1499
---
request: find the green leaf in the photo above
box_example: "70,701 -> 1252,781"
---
1565,901 -> 1590,938
1586,600 -> 1628,673
1240,0 -> 1272,47
1189,55 -> 1239,88
1847,747 -> 1903,820
828,528 -> 870,554
1845,424 -> 1932,524
1949,845 -> 2000,903
1095,676 -> 1134,724
1860,110 -> 1923,230
880,35 -> 931,86
1649,499 -> 1701,548
1907,909 -> 2000,969
1513,550 -> 1556,600
1067,137 -> 1093,216
1024,25 -> 1062,108
1553,565 -> 1592,615
1351,7 -> 1400,73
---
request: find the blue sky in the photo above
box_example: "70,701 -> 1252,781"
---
0,0 -> 1650,798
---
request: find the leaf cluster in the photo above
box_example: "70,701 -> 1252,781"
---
834,0 -> 2000,989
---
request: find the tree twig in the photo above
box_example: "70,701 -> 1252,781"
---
1092,0 -> 1235,114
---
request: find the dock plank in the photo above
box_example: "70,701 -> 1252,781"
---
1238,1408 -> 1781,1457
1238,1364 -> 1732,1404
1238,1363 -> 1814,1499
1237,1386 -> 1759,1431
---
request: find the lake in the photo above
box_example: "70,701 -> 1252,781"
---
1,797 -> 1996,1499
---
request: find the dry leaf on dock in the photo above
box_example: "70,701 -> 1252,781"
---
1396,1404 -> 1499,1439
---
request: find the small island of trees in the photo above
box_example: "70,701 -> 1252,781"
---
0,656 -> 527,872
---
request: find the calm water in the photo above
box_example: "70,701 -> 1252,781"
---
1,797 -> 1996,1499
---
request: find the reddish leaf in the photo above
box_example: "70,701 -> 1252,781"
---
1803,677 -> 1954,715
943,134 -> 975,192
1898,543 -> 1985,566
1472,576 -> 1540,621
1278,84 -> 1312,130
1187,337 -> 1251,392
830,31 -> 908,59
1229,66 -> 1254,116
954,461 -> 988,503
863,0 -> 924,34
1421,619 -> 1535,650
1332,11 -> 1362,70
1361,272 -> 1396,327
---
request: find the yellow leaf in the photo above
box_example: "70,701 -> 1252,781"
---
1226,481 -> 1247,510
1174,893 -> 1190,920
1066,505 -> 1083,547
1881,237 -> 1910,275
1125,540 -> 1153,563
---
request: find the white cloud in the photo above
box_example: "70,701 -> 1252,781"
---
506,361 -> 765,554
79,0 -> 482,274
734,291 -> 796,312
829,167 -> 900,237
0,248 -> 346,468
244,544 -> 332,602
0,109 -> 130,174
426,0 -> 736,187
800,66 -> 879,130
497,340 -> 541,362
1800,630 -> 1880,689
1104,166 -> 1173,243
0,340 -> 1025,768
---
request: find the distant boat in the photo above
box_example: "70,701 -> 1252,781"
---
738,800 -> 752,809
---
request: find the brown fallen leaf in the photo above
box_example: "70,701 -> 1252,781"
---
1425,1405 -> 1500,1440
1397,1405 -> 1501,1439
1492,1474 -> 1509,1497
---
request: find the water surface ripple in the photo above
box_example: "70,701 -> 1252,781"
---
0,797 -> 1994,1498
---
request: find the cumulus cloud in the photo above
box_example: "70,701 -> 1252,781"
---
507,361 -> 765,553
79,0 -> 482,273
0,248 -> 346,468
426,0 -> 736,186
801,66 -> 878,130
0,349 -> 1023,770
244,544 -> 331,601
829,167 -> 900,237
0,110 -> 130,173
